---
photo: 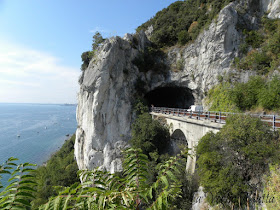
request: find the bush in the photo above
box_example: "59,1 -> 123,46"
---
130,112 -> 170,155
178,30 -> 191,45
258,76 -> 280,110
196,115 -> 279,208
81,51 -> 94,71
206,82 -> 239,112
207,76 -> 280,112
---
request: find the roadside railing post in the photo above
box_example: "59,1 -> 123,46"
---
273,115 -> 276,131
219,111 -> 221,123
208,111 -> 210,120
190,110 -> 192,118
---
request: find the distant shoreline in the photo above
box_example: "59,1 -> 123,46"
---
42,133 -> 75,167
0,102 -> 77,106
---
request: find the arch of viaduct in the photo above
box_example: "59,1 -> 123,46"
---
151,112 -> 224,173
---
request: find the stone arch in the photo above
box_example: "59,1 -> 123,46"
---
170,129 -> 188,155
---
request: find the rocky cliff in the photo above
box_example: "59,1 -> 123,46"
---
75,0 -> 280,172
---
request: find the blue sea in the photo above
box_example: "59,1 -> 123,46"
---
0,103 -> 77,166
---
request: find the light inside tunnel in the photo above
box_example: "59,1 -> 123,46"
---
144,87 -> 194,109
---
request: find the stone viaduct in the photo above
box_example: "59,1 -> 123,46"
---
151,111 -> 224,173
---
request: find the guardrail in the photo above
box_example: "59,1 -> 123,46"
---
151,107 -> 280,130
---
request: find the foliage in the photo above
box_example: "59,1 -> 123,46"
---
32,134 -> 79,208
137,0 -> 233,47
81,31 -> 105,71
92,32 -> 105,51
176,59 -> 185,71
132,45 -> 167,73
207,76 -> 280,112
178,30 -> 191,45
196,115 -> 280,208
234,17 -> 280,74
206,82 -> 240,112
81,51 -> 95,71
39,148 -> 187,209
130,112 -> 170,155
232,76 -> 265,111
258,76 -> 280,110
263,164 -> 280,209
0,157 -> 37,209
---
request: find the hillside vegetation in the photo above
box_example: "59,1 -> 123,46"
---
32,135 -> 79,208
137,0 -> 233,47
207,76 -> 280,112
234,17 -> 280,74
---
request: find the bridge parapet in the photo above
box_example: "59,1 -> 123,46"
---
151,107 -> 280,130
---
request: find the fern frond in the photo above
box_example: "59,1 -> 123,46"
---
0,158 -> 37,209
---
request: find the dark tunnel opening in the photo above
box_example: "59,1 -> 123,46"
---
144,87 -> 194,109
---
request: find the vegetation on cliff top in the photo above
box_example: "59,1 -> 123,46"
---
137,0 -> 233,47
81,32 -> 105,71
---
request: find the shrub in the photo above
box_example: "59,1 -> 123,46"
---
196,115 -> 279,208
81,51 -> 94,71
206,82 -> 239,112
130,112 -> 170,155
178,30 -> 191,45
258,76 -> 280,110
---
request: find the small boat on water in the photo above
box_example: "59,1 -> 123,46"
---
17,134 -> 20,138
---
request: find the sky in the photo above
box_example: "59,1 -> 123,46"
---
0,0 -> 178,104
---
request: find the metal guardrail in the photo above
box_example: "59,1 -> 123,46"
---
151,107 -> 280,131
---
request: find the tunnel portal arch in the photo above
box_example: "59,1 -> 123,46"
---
144,86 -> 194,109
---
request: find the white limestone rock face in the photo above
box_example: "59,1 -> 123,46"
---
75,32 -> 148,172
262,0 -> 280,18
75,0 -> 279,172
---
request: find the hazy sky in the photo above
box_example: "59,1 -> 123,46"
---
0,0 -> 178,104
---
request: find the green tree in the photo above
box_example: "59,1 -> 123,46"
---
92,31 -> 105,51
80,31 -> 105,71
130,112 -> 170,155
196,115 -> 279,208
81,51 -> 94,71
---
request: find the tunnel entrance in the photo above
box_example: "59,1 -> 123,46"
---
144,86 -> 194,109
170,129 -> 187,155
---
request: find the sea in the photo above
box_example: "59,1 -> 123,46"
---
0,103 -> 77,184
